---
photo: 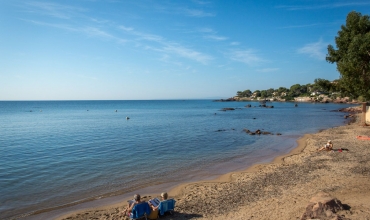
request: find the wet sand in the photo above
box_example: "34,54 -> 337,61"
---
40,109 -> 370,219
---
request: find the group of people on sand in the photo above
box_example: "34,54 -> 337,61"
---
123,192 -> 169,217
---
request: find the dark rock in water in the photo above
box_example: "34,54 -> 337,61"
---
245,104 -> 252,108
266,106 -> 274,108
221,108 -> 235,111
253,118 -> 256,119
295,104 -> 298,107
262,131 -> 272,135
243,129 -> 251,133
216,129 -> 226,132
255,129 -> 261,134
276,133 -> 282,135
249,132 -> 256,135
300,192 -> 349,220
214,98 -> 236,102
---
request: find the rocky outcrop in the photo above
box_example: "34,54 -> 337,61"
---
301,192 -> 349,220
243,129 -> 277,136
221,108 -> 235,111
214,98 -> 237,102
337,106 -> 362,113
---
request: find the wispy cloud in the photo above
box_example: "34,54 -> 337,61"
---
82,27 -> 114,39
23,19 -> 127,44
163,44 -> 213,64
118,25 -> 164,42
192,0 -> 211,5
298,39 -> 327,60
147,2 -> 214,18
277,2 -> 370,10
198,27 -> 214,33
230,42 -> 240,46
277,23 -> 322,29
182,8 -> 215,17
198,28 -> 228,41
25,1 -> 87,19
204,35 -> 228,41
256,68 -> 279,73
21,19 -> 78,31
229,49 -> 264,65
22,2 -> 213,65
118,25 -> 212,64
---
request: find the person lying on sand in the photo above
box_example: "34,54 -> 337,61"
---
122,194 -> 143,216
317,140 -> 333,152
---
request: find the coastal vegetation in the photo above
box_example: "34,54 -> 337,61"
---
326,11 -> 370,102
236,11 -> 370,103
235,78 -> 343,102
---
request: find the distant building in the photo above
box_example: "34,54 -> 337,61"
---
311,91 -> 321,96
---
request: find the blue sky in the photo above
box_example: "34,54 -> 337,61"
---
1,0 -> 370,100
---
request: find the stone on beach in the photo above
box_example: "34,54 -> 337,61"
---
301,192 -> 348,220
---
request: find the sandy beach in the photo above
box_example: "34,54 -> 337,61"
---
57,108 -> 370,220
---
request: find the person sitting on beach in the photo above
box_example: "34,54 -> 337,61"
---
123,194 -> 143,216
317,140 -> 333,152
148,192 -> 168,211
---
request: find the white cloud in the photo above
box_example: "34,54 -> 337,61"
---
230,42 -> 240,46
229,49 -> 264,65
298,39 -> 327,60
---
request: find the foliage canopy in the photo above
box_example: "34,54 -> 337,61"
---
326,11 -> 370,101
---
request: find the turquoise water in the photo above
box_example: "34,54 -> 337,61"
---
0,100 -> 353,219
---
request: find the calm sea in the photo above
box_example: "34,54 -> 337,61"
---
0,100 -> 353,219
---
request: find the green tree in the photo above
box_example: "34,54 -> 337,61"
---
289,84 -> 302,97
236,89 -> 252,97
266,88 -> 274,97
314,78 -> 332,92
276,87 -> 288,96
260,90 -> 267,98
326,11 -> 370,100
253,90 -> 261,97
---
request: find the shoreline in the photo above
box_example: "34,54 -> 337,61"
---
57,113 -> 370,219
23,108 -> 369,220
28,134 -> 327,219
22,136 -> 300,220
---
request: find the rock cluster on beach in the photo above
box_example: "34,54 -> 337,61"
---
60,109 -> 370,220
301,192 -> 349,220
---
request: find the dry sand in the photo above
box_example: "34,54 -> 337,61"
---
58,110 -> 370,220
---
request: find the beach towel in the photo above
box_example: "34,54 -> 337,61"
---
356,135 -> 370,140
